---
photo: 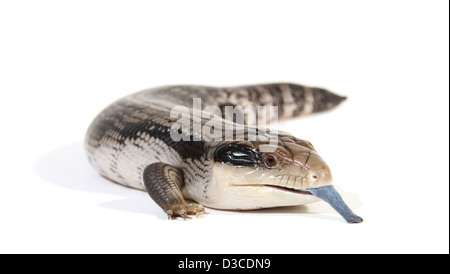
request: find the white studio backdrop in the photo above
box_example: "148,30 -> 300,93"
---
0,0 -> 448,253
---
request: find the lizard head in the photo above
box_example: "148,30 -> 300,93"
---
209,132 -> 362,223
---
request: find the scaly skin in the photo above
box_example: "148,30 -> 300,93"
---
85,83 -> 362,223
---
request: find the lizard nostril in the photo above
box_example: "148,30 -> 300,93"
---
308,173 -> 319,183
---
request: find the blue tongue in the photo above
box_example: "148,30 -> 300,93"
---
307,185 -> 363,223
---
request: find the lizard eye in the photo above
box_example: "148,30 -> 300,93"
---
265,154 -> 277,168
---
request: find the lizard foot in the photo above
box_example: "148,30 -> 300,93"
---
166,203 -> 206,220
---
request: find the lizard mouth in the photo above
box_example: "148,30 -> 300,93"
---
263,185 -> 313,195
235,184 -> 313,195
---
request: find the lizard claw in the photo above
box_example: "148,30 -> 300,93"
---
167,209 -> 173,220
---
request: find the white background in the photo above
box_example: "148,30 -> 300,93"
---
0,0 -> 448,254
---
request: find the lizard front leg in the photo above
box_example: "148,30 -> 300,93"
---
143,163 -> 205,219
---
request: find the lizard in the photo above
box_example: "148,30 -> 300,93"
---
85,83 -> 363,223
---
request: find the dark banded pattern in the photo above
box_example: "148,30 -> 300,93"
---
84,83 -> 362,222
